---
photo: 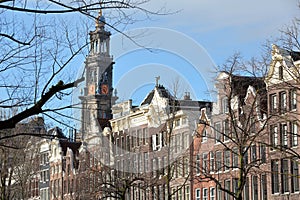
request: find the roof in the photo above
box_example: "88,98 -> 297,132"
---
231,74 -> 267,115
290,51 -> 300,62
231,75 -> 266,99
140,85 -> 174,106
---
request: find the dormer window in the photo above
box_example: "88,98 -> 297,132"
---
279,65 -> 283,80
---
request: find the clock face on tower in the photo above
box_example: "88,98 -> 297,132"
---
101,84 -> 109,95
88,84 -> 95,95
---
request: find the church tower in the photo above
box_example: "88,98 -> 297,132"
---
79,10 -> 114,139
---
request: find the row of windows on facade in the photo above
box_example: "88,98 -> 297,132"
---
202,119 -> 299,148
50,178 -> 75,198
40,152 -> 49,165
220,88 -> 297,115
271,159 -> 299,195
115,156 -> 190,177
27,179 -> 39,198
113,117 -> 188,132
269,89 -> 297,114
113,184 -> 190,200
270,121 -> 298,148
40,188 -> 50,200
114,131 -> 190,154
50,162 -> 73,176
196,144 -> 266,174
196,175 -> 268,200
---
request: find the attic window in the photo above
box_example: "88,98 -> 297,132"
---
279,66 -> 283,80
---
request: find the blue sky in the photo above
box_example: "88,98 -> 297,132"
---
109,0 -> 300,105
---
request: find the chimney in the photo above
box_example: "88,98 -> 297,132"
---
184,92 -> 191,100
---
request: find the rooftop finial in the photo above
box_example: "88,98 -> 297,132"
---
155,76 -> 160,87
95,8 -> 105,29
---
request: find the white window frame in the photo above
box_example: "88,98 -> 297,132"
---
292,121 -> 298,147
195,188 -> 200,200
222,97 -> 229,113
202,129 -> 207,143
290,89 -> 297,110
203,188 -> 208,200
210,187 -> 215,200
270,94 -> 277,112
152,133 -> 163,151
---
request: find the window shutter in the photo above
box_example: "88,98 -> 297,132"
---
152,135 -> 156,151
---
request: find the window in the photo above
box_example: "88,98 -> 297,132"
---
116,138 -> 120,155
279,65 -> 283,80
144,152 -> 149,172
243,148 -> 248,166
217,186 -> 222,200
259,144 -> 266,163
126,135 -> 130,151
270,94 -> 277,113
290,89 -> 297,110
210,187 -> 215,200
281,159 -> 289,193
280,92 -> 287,114
222,97 -> 229,113
251,145 -> 257,162
185,185 -> 190,200
203,153 -> 208,172
291,158 -> 299,193
261,174 -> 267,200
143,128 -> 147,145
203,188 -> 208,200
271,160 -> 279,194
224,179 -> 231,200
195,188 -> 200,200
137,129 -> 142,145
178,186 -> 182,200
215,122 -> 222,143
196,154 -> 200,175
121,136 -> 125,154
40,170 -> 48,182
175,118 -> 180,127
184,158 -> 189,177
252,176 -> 258,200
202,129 -> 207,143
233,178 -> 238,196
223,119 -> 230,142
244,177 -> 249,200
152,133 -> 163,151
215,151 -> 222,172
270,125 -> 278,149
224,150 -> 230,171
291,121 -> 298,147
41,153 -> 49,165
182,117 -> 187,125
152,158 -> 158,177
210,152 -> 215,172
280,124 -> 288,147
232,147 -> 238,168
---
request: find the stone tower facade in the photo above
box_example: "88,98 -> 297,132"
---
79,11 -> 114,140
